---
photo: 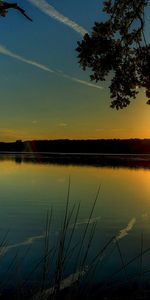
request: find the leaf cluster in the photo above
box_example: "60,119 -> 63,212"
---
76,0 -> 150,109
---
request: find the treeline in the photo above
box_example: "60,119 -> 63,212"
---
1,139 -> 150,153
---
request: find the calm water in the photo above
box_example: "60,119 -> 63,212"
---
0,154 -> 150,290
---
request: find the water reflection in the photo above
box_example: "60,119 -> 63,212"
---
0,154 -> 150,294
1,152 -> 150,169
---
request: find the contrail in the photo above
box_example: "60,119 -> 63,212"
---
97,218 -> 136,265
0,45 -> 53,73
115,218 -> 136,241
0,233 -> 45,256
0,44 -> 102,90
34,267 -> 88,299
28,0 -> 88,36
69,216 -> 101,229
62,74 -> 102,90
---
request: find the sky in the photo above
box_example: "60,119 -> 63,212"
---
0,0 -> 150,141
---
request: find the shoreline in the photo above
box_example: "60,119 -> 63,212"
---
1,152 -> 150,169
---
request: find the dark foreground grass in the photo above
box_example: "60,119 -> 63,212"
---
0,183 -> 150,300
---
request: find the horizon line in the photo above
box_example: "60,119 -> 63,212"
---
1,138 -> 150,143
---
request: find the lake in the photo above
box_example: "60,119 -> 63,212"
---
0,153 -> 150,294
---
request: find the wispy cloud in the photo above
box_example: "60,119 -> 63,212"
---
0,44 -> 102,90
32,120 -> 38,124
59,123 -> 68,127
28,0 -> 88,36
0,127 -> 30,142
96,129 -> 104,132
115,218 -> 136,241
141,212 -> 148,220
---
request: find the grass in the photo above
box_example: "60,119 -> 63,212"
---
0,183 -> 150,300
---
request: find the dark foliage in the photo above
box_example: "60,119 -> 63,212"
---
1,139 -> 150,154
76,0 -> 150,109
0,1 -> 32,21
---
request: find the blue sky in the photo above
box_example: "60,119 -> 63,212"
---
0,0 -> 150,141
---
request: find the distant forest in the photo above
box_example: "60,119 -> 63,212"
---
1,139 -> 150,154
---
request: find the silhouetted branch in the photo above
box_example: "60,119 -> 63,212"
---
0,1 -> 32,21
76,0 -> 150,109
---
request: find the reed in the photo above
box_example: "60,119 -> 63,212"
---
0,184 -> 149,300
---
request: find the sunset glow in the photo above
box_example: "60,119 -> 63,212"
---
0,0 -> 150,141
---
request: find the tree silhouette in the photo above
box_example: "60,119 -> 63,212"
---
0,1 -> 32,21
76,0 -> 150,109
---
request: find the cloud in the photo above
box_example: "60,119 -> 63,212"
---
115,218 -> 136,241
0,44 -> 102,90
28,0 -> 88,36
0,127 -> 30,142
96,129 -> 104,132
111,128 -> 126,132
59,123 -> 67,127
141,212 -> 148,220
